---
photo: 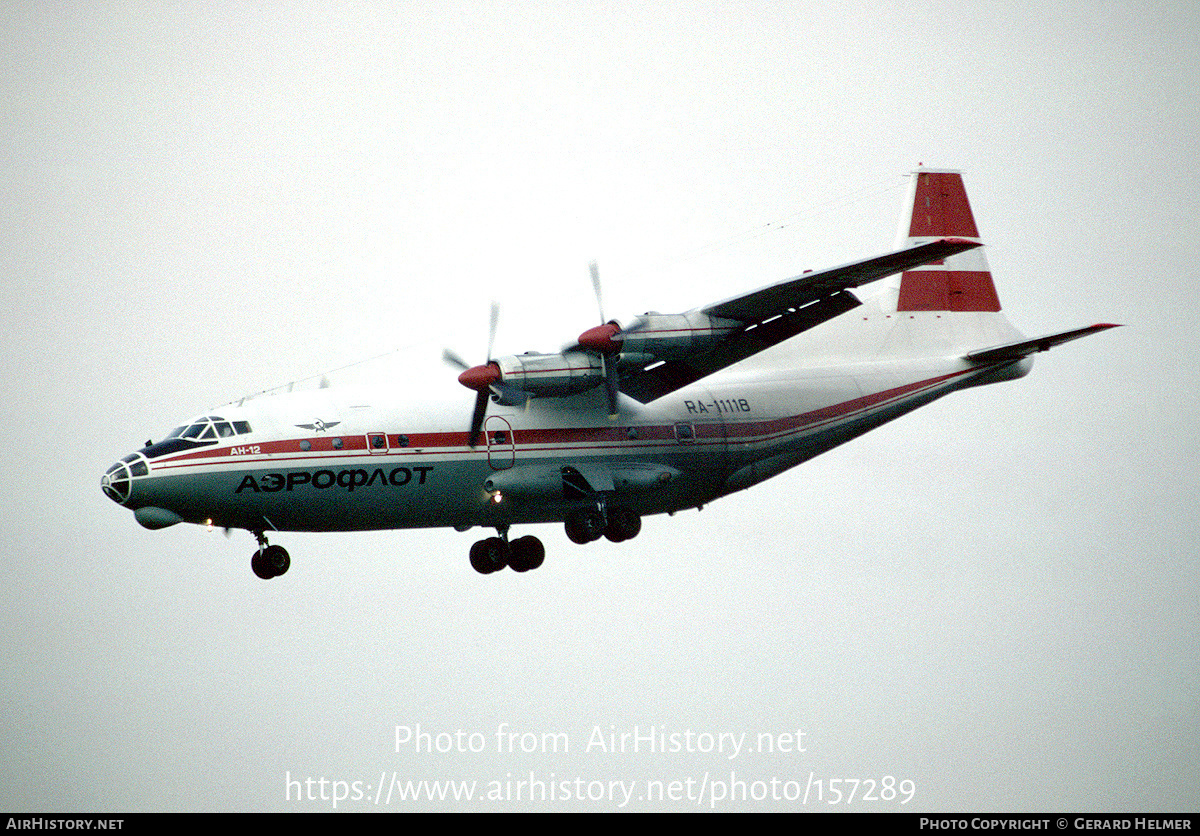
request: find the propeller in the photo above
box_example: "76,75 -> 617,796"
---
443,301 -> 501,448
580,261 -> 622,418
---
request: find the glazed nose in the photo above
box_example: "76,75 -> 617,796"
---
101,460 -> 131,504
102,454 -> 147,505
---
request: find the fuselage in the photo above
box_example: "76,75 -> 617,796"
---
102,331 -> 1031,538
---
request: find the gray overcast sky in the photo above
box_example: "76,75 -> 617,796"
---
2,1 -> 1197,812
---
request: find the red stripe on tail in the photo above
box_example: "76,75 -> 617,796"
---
908,171 -> 980,238
897,270 -> 1001,312
897,169 -> 1001,312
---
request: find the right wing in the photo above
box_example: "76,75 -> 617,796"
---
618,237 -> 983,403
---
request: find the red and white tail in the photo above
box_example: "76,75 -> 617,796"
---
879,167 -> 1119,365
894,168 -> 1001,313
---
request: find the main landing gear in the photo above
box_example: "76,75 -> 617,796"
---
468,505 -> 642,575
251,531 -> 290,580
564,506 -> 642,544
469,529 -> 546,574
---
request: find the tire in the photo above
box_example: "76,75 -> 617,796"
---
604,508 -> 642,542
471,537 -> 509,573
469,540 -> 498,574
565,510 -> 604,544
263,545 -> 290,576
251,551 -> 274,580
508,535 -> 545,572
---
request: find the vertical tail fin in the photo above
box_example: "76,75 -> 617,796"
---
895,169 -> 1001,312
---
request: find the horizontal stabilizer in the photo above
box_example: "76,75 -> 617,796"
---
965,323 -> 1121,364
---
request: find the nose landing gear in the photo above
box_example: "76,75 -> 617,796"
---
251,531 -> 290,580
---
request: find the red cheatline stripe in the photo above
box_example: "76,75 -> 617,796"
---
148,368 -> 980,472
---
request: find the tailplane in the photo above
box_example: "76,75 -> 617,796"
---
965,323 -> 1121,364
881,167 -> 1120,367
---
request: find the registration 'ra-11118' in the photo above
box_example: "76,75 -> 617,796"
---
103,169 -> 1117,579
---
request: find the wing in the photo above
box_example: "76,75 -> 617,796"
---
618,237 -> 983,402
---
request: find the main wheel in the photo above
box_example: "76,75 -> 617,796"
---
565,510 -> 605,544
470,537 -> 509,574
604,507 -> 642,542
508,535 -> 545,572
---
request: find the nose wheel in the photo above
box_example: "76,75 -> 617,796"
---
251,532 -> 290,580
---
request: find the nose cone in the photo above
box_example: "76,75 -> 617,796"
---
102,452 -> 186,529
102,453 -> 148,505
457,362 -> 502,392
578,322 -> 621,354
102,460 -> 132,505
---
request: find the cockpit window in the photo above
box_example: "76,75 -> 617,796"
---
141,415 -> 253,459
170,415 -> 253,441
181,424 -> 205,439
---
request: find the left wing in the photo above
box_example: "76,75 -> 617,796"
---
618,237 -> 982,402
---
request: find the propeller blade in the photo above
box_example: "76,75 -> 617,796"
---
447,302 -> 504,448
468,388 -> 489,448
603,355 -> 620,418
589,261 -> 604,324
443,348 -> 470,371
487,300 -> 499,362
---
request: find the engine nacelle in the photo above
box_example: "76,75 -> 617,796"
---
492,352 -> 605,397
579,311 -> 741,359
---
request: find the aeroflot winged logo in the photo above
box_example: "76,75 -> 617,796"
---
295,420 -> 340,432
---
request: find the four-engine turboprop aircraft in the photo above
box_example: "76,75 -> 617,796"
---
102,169 -> 1117,579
